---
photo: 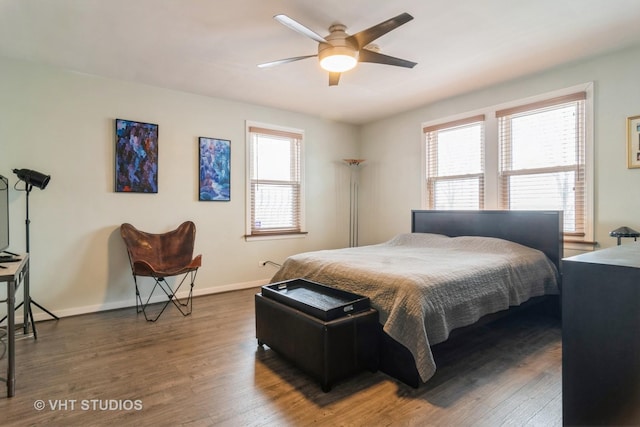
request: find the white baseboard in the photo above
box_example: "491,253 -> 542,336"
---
13,278 -> 270,323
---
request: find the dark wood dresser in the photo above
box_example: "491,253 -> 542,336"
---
562,244 -> 640,425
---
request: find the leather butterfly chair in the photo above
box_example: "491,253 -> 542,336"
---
120,221 -> 202,322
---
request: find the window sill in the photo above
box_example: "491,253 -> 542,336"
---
564,239 -> 597,252
245,232 -> 308,242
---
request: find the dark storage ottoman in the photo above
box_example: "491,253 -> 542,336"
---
255,278 -> 379,392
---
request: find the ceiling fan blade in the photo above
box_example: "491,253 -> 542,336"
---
348,12 -> 414,48
258,54 -> 317,68
274,14 -> 327,44
329,72 -> 341,86
358,49 -> 417,68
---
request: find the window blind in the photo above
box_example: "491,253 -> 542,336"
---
497,92 -> 586,236
248,126 -> 303,236
424,115 -> 485,209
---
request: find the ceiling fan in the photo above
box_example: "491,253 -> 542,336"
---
258,12 -> 417,86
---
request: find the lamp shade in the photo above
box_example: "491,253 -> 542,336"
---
13,168 -> 51,190
609,226 -> 640,237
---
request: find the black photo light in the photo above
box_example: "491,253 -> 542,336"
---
8,167 -> 58,337
13,168 -> 50,190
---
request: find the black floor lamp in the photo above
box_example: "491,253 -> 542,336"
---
10,168 -> 58,336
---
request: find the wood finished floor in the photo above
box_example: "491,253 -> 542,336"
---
0,287 -> 562,426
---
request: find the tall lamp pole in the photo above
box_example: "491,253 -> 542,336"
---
12,169 -> 59,337
344,159 -> 365,247
23,182 -> 59,319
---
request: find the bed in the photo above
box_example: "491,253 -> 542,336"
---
270,210 -> 563,387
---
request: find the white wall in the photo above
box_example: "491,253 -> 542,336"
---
0,57 -> 359,319
359,44 -> 640,256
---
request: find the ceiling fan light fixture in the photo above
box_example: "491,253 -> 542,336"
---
264,13 -> 416,85
319,46 -> 358,73
320,54 -> 357,72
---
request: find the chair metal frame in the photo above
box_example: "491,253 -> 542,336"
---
120,221 -> 202,322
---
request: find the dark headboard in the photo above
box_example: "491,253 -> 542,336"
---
411,210 -> 563,274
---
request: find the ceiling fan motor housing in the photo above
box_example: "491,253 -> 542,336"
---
318,24 -> 359,70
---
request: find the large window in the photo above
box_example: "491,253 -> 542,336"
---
498,93 -> 586,237
424,115 -> 485,209
422,85 -> 593,245
246,124 -> 305,238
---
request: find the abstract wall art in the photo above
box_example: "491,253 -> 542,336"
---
199,137 -> 230,201
115,118 -> 159,193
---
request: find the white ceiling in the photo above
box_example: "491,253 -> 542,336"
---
2,0 -> 640,124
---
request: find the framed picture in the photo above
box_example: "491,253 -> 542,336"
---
627,115 -> 640,168
199,137 -> 230,201
115,119 -> 159,193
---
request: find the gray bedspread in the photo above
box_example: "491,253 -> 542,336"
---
270,233 -> 559,383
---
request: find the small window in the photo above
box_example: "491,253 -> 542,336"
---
246,124 -> 305,238
424,115 -> 485,209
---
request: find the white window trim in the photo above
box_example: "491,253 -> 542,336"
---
245,120 -> 306,242
421,82 -> 594,247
